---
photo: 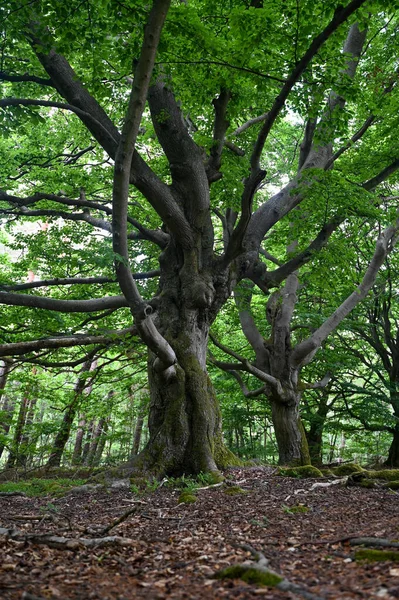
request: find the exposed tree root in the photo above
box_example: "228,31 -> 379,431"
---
0,526 -> 135,550
214,544 -> 326,600
300,535 -> 399,548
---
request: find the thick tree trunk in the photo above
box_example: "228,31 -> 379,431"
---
270,399 -> 310,466
136,314 -> 234,476
385,426 -> 399,468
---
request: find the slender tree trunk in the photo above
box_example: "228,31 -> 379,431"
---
0,396 -> 16,461
131,398 -> 146,457
93,417 -> 109,466
18,396 -> 38,468
270,398 -> 310,466
305,393 -> 330,465
47,359 -> 94,467
72,414 -> 86,465
85,419 -> 105,466
82,420 -> 94,464
6,395 -> 29,469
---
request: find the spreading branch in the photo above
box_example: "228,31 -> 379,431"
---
291,218 -> 399,368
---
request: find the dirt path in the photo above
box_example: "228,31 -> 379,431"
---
1,467 -> 398,599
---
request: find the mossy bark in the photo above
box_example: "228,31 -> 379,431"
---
134,317 -> 235,476
270,399 -> 310,466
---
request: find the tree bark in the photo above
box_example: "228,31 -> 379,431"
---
72,414 -> 86,465
270,398 -> 310,466
131,403 -> 146,457
135,307 -> 234,476
385,426 -> 399,468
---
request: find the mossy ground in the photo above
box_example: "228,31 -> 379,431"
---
278,465 -> 322,478
214,565 -> 283,587
0,478 -> 87,497
355,549 -> 399,562
223,486 -> 250,496
283,504 -> 309,514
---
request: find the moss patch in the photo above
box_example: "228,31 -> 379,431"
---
366,469 -> 399,481
332,463 -> 363,476
214,565 -> 283,587
283,504 -> 309,514
0,478 -> 87,497
178,491 -> 197,504
278,465 -> 322,478
319,468 -> 334,476
223,486 -> 250,496
355,549 -> 399,562
358,479 -> 376,489
387,481 -> 399,490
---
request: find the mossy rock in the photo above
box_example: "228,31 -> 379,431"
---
178,491 -> 197,504
214,565 -> 283,587
223,485 -> 250,496
278,465 -> 322,479
366,469 -> 399,481
387,481 -> 399,490
332,463 -> 363,476
355,549 -> 399,562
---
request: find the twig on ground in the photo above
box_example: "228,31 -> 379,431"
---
0,526 -> 135,550
196,482 -> 224,491
98,506 -> 138,536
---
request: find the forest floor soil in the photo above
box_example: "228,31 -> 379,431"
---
0,466 -> 398,599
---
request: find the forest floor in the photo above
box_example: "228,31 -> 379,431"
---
0,466 -> 399,599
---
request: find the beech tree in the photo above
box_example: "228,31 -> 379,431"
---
1,0 -> 399,475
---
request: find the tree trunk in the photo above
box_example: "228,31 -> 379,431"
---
47,359 -> 94,467
131,409 -> 145,457
82,420 -> 94,464
93,417 -> 109,466
0,396 -> 16,461
385,426 -> 399,468
6,395 -> 29,469
72,414 -> 86,465
85,419 -> 105,466
270,399 -> 310,466
305,393 -> 330,466
18,396 -> 37,468
136,317 -> 234,476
